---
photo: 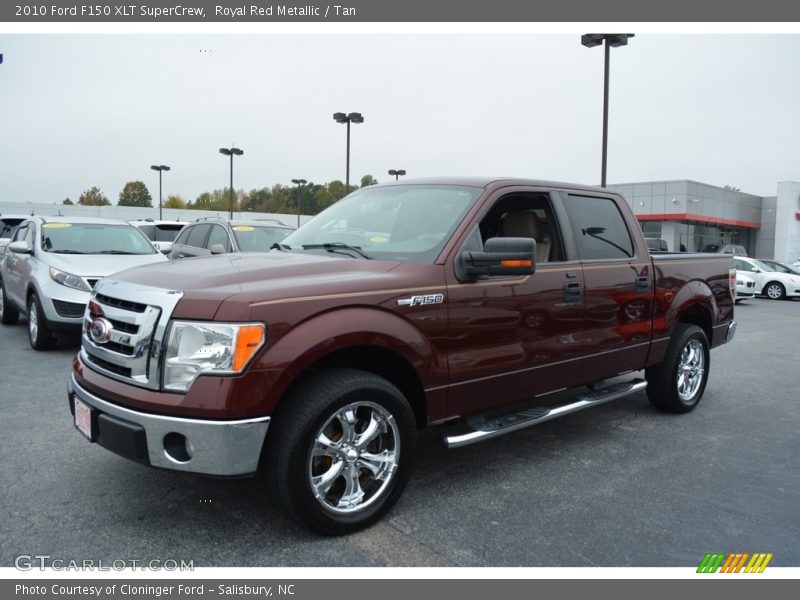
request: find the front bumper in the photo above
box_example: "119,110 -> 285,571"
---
68,374 -> 270,476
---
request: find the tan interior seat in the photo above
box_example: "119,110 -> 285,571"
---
500,211 -> 550,263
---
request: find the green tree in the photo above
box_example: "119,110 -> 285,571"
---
163,195 -> 187,209
118,181 -> 153,207
78,186 -> 110,206
62,198 -> 73,205
327,180 -> 349,201
360,174 -> 378,187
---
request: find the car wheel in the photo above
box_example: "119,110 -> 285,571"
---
27,293 -> 55,350
763,281 -> 786,300
266,369 -> 416,535
0,281 -> 20,325
645,323 -> 710,414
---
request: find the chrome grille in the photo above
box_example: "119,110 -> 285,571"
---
81,279 -> 183,390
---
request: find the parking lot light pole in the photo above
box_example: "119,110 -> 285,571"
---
291,178 -> 307,227
150,165 -> 170,220
581,33 -> 634,187
219,147 -> 244,219
333,112 -> 364,190
388,169 -> 406,181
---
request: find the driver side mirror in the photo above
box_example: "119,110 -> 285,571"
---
210,244 -> 227,255
8,241 -> 32,255
458,237 -> 536,280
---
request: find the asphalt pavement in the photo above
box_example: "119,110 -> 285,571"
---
1,298 -> 798,567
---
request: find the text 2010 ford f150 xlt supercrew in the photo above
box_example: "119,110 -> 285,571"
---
68,178 -> 736,534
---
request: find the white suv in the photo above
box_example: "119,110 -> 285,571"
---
128,219 -> 189,254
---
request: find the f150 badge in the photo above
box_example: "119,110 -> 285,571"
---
397,293 -> 444,307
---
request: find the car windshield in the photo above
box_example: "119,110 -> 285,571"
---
232,224 -> 292,252
281,184 -> 482,263
137,224 -> 186,242
40,223 -> 157,255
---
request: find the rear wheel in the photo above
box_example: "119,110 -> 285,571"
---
27,293 -> 55,350
0,281 -> 20,325
266,369 -> 416,535
646,323 -> 710,413
763,281 -> 786,300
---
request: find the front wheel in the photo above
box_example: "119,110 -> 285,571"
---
646,323 -> 710,413
266,369 -> 416,535
27,293 -> 55,350
763,281 -> 786,300
0,281 -> 20,325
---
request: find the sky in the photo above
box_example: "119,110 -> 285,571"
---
0,33 -> 799,204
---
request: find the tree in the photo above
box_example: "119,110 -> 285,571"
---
360,174 -> 378,187
62,198 -> 73,205
119,181 -> 153,207
78,186 -> 110,206
163,195 -> 187,209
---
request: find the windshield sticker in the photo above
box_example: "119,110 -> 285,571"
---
369,236 -> 389,244
232,226 -> 255,232
42,223 -> 72,229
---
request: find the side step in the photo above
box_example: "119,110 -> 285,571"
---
442,379 -> 647,449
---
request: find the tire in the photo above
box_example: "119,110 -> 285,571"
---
266,369 -> 416,535
0,280 -> 20,325
27,293 -> 55,350
645,323 -> 710,414
763,281 -> 786,300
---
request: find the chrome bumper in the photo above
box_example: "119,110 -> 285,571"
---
68,374 -> 270,476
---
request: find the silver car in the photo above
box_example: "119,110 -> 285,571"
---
0,216 -> 167,350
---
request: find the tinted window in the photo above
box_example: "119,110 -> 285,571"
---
232,225 -> 291,252
565,195 -> 634,260
153,224 -> 186,242
174,227 -> 191,245
185,224 -> 212,248
207,225 -> 231,252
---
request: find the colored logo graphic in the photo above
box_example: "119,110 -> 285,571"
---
697,552 -> 773,573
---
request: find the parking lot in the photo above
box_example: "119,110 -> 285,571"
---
1,297 -> 798,568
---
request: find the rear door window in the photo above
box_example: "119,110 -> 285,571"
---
185,224 -> 212,248
564,195 -> 634,260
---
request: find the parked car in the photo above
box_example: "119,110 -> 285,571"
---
67,177 -> 736,534
645,238 -> 669,252
0,216 -> 168,349
129,219 -> 189,254
757,259 -> 800,276
0,214 -> 29,254
700,243 -> 748,256
733,256 -> 800,300
734,272 -> 756,303
168,217 -> 294,260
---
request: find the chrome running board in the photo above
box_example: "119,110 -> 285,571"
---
443,379 -> 648,449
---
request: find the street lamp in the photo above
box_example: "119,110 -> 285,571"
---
581,33 -> 634,187
291,178 -> 307,227
388,169 -> 406,181
333,112 -> 364,189
219,147 -> 244,219
150,165 -> 170,220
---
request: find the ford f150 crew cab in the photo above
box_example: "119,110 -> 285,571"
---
67,178 -> 737,534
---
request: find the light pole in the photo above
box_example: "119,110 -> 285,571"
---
219,147 -> 243,219
291,178 -> 307,227
581,33 -> 634,187
333,112 -> 364,190
150,165 -> 170,220
388,169 -> 406,181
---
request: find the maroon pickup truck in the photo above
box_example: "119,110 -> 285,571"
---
68,178 -> 736,534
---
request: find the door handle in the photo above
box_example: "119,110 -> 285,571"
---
563,281 -> 582,304
635,275 -> 651,294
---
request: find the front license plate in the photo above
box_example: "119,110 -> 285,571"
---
74,398 -> 93,440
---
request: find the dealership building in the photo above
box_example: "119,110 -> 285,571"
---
609,179 -> 800,262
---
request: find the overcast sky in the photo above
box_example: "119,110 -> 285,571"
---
1,33 -> 798,204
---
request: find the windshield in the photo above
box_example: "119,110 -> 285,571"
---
40,223 -> 158,255
232,225 -> 292,252
281,184 -> 481,263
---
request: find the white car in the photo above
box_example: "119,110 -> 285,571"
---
735,272 -> 756,303
733,256 -> 800,300
129,219 -> 189,254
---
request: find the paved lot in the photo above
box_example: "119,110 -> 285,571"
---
1,298 -> 798,568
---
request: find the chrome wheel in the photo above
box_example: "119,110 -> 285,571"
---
308,401 -> 400,515
677,339 -> 705,403
28,300 -> 39,343
765,283 -> 784,300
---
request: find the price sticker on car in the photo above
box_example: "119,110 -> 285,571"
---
232,226 -> 254,232
74,398 -> 93,440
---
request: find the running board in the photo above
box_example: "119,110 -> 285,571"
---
443,379 -> 648,449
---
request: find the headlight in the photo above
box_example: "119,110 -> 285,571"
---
163,321 -> 266,392
49,267 -> 91,291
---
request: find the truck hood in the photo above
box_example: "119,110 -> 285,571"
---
111,251 -> 405,319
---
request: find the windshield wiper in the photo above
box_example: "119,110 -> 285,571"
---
48,249 -> 85,254
301,243 -> 372,259
270,242 -> 292,251
97,250 -> 140,255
